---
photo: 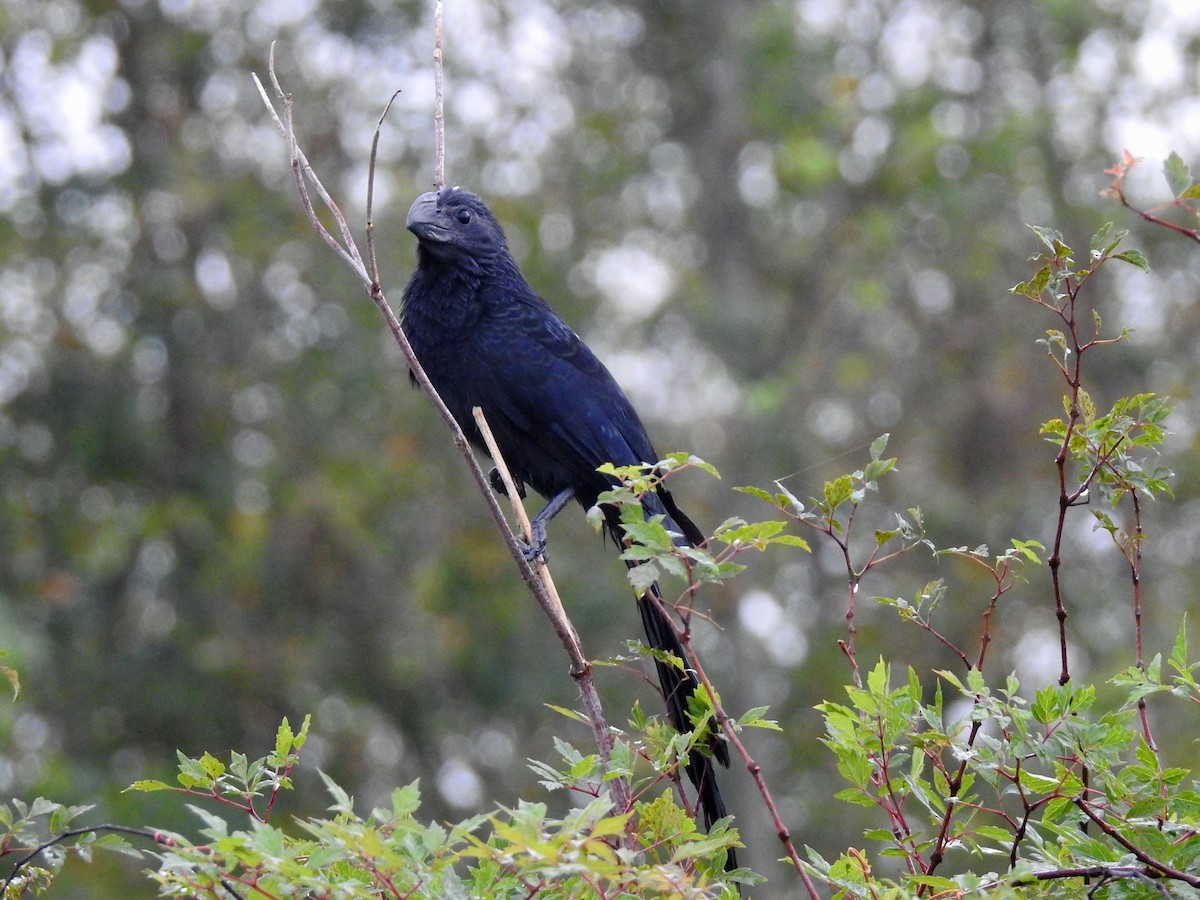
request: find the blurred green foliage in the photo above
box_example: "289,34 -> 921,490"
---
2,0 -> 1200,895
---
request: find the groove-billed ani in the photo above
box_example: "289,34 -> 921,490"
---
402,186 -> 734,862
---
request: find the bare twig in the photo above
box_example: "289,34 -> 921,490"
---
366,89 -> 403,285
1008,864 -> 1173,895
1046,272 -> 1087,688
1104,153 -> 1200,246
253,46 -> 367,285
433,0 -> 445,189
1,824 -> 177,894
1121,490 -> 1161,756
1074,799 -> 1200,888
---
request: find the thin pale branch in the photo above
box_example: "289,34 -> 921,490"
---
470,407 -> 586,669
433,0 -> 445,189
254,45 -> 367,283
366,89 -> 403,287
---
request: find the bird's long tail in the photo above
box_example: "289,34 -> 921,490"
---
635,578 -> 732,823
611,486 -> 737,872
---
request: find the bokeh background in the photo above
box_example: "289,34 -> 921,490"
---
3,0 -> 1200,895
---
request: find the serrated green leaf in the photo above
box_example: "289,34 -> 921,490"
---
824,475 -> 854,509
1113,249 -> 1149,271
1170,616 -> 1189,671
1017,770 -> 1062,793
1164,151 -> 1191,198
734,485 -> 774,504
1029,264 -> 1052,295
874,529 -> 899,546
834,788 -> 876,807
625,563 -> 660,595
908,875 -> 962,891
1028,224 -> 1064,252
544,704 -> 588,724
862,457 -> 897,483
771,534 -> 811,550
975,824 -> 1016,844
125,780 -> 174,793
1090,221 -> 1114,252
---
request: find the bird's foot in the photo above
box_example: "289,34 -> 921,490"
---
518,539 -> 547,563
519,518 -> 550,563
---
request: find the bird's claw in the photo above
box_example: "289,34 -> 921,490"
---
519,519 -> 550,563
519,537 -> 548,563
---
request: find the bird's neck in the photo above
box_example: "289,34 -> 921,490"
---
416,248 -> 521,298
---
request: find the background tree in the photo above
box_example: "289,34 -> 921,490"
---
1,0 -> 1199,895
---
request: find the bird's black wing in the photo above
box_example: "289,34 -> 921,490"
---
466,277 -> 658,509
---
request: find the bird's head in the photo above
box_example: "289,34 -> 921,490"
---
405,186 -> 510,274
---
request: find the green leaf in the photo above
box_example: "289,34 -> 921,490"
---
1078,387 -> 1095,424
625,563 -> 659,595
1164,150 -> 1192,198
975,824 -> 1016,845
908,875 -> 962,892
770,534 -> 811,550
1089,221 -> 1115,253
175,752 -> 216,789
545,704 -> 589,724
734,485 -> 774,504
737,706 -> 782,731
198,751 -> 226,780
1028,224 -> 1064,253
1010,538 -> 1044,563
125,780 -> 174,793
866,658 -> 890,696
1170,616 -> 1189,673
0,664 -> 19,701
834,787 -> 876,807
824,475 -> 854,510
936,669 -> 965,693
1113,249 -> 1149,271
862,456 -> 896,483
317,768 -> 355,814
1017,769 -> 1062,793
1028,264 -> 1052,295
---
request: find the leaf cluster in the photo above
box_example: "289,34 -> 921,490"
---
806,654 -> 1200,898
140,728 -> 747,897
595,453 -> 810,598
3,713 -> 750,897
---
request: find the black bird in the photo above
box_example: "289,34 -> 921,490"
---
402,186 -> 734,863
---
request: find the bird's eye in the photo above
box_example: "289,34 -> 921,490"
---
455,209 -> 472,225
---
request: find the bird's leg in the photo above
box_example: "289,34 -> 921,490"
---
488,467 -> 526,499
523,487 -> 574,561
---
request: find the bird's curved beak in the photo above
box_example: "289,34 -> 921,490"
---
406,191 -> 447,242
